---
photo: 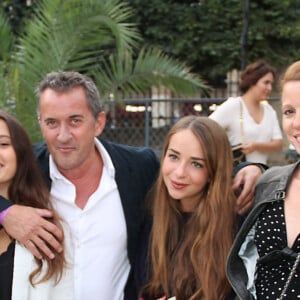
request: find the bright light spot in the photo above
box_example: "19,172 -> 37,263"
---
209,103 -> 218,111
125,105 -> 146,112
193,104 -> 202,112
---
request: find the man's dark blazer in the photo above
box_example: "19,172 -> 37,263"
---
0,137 -> 160,299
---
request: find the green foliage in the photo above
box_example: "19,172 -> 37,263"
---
4,0 -> 299,141
4,0 -> 300,88
96,47 -> 208,97
128,0 -> 300,85
1,0 -> 33,35
0,0 -> 207,142
0,11 -> 14,60
0,8 -> 15,112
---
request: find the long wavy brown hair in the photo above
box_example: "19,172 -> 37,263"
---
142,116 -> 236,300
0,110 -> 65,286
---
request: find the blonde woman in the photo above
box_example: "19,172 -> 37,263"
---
227,61 -> 300,299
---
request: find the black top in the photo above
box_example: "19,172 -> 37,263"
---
0,241 -> 14,300
255,200 -> 300,299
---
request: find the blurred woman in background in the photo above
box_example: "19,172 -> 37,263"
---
210,60 -> 283,164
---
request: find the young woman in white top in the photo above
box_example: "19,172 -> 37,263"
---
210,60 -> 283,164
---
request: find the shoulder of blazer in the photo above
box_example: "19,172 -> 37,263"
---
32,138 -> 160,187
33,142 -> 51,188
99,137 -> 160,172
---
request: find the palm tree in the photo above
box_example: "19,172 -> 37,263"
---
0,8 -> 15,109
0,0 -> 208,141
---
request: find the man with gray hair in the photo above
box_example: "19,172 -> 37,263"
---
0,71 -> 264,299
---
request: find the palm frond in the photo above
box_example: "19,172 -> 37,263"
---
96,48 -> 210,98
0,0 -> 208,142
0,9 -> 14,61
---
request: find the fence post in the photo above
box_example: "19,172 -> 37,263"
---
144,98 -> 150,147
151,86 -> 172,127
226,69 -> 240,97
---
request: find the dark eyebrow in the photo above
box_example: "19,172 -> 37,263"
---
44,117 -> 55,121
190,156 -> 206,162
168,148 -> 179,155
168,148 -> 205,161
69,114 -> 84,118
44,114 -> 84,122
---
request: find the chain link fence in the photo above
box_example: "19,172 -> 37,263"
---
100,97 -> 289,166
101,98 -> 221,153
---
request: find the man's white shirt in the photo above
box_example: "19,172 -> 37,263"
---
50,138 -> 130,300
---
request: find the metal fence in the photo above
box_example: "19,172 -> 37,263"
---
102,98 -> 225,153
101,97 -> 287,165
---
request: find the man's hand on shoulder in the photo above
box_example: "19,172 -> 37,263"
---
233,164 -> 264,215
2,205 -> 63,259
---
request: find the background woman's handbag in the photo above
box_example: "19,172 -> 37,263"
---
232,143 -> 246,167
232,100 -> 246,167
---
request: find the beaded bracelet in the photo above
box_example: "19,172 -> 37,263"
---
0,207 -> 11,225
